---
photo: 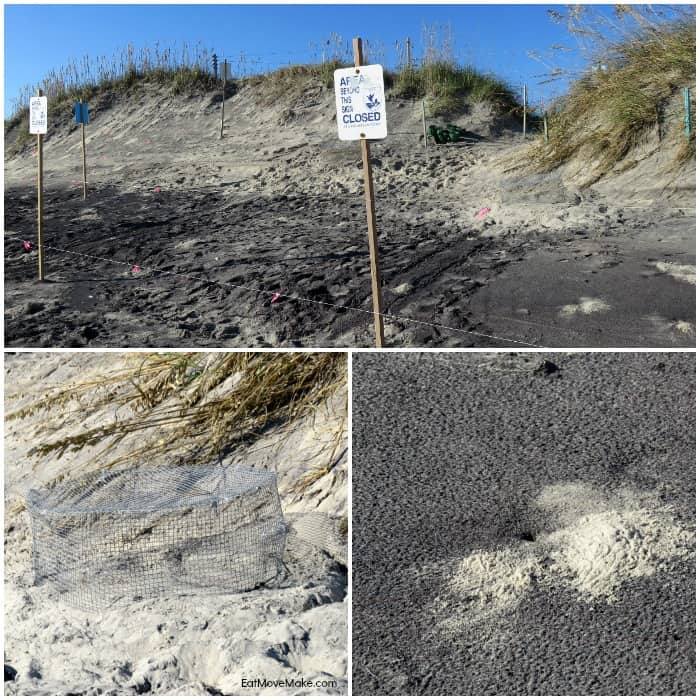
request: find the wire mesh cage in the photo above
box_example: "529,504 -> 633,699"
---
26,464 -> 287,611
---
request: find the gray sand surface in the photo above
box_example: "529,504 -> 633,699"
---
352,352 -> 695,695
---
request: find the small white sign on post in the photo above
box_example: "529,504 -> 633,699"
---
29,96 -> 48,134
334,65 -> 387,141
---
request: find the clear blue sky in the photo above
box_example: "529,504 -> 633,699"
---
1,3 -> 679,117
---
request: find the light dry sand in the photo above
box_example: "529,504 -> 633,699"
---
558,296 -> 612,317
433,481 -> 695,638
4,353 -> 347,695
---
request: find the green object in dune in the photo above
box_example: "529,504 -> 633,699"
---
429,123 -> 467,144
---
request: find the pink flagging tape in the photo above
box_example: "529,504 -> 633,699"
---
3,233 -> 540,348
271,292 -> 281,303
476,207 -> 491,219
23,241 -> 31,251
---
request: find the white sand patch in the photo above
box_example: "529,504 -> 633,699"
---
655,262 -> 696,285
433,482 -> 694,634
391,282 -> 413,296
432,548 -> 541,637
544,508 -> 694,601
447,549 -> 541,613
559,296 -> 611,317
77,207 -> 101,222
673,321 -> 695,336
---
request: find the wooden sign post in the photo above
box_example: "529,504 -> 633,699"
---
74,101 -> 89,199
220,58 -> 227,139
38,100 -> 44,280
353,37 -> 385,347
81,119 -> 87,199
30,88 -> 47,281
543,111 -> 549,144
522,83 -> 527,136
334,39 -> 387,347
684,87 -> 692,142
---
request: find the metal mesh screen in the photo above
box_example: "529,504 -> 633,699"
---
26,464 -> 287,611
289,513 -> 347,566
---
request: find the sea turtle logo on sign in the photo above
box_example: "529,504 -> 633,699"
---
366,94 -> 380,110
334,65 -> 387,141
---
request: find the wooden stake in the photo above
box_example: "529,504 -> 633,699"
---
220,58 -> 226,139
543,111 -> 549,144
406,37 -> 412,70
353,37 -> 385,348
684,87 -> 692,142
422,99 -> 428,150
37,88 -> 44,281
81,114 -> 87,200
522,83 -> 527,136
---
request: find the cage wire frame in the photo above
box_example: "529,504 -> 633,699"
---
27,464 -> 288,611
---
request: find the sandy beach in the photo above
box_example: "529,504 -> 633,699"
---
5,81 -> 695,348
352,352 -> 695,695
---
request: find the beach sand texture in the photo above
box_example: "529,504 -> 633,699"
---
352,352 -> 695,695
4,353 -> 348,695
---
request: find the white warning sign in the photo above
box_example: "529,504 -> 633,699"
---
334,65 -> 387,141
29,96 -> 48,134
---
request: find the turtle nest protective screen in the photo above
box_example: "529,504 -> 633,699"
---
26,464 -> 287,611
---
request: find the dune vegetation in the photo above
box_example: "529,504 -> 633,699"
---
6,352 -> 346,477
388,61 -> 518,117
532,6 -> 695,174
5,11 -> 694,171
4,42 -> 219,152
5,27 -> 521,147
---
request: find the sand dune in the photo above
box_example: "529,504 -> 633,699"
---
4,79 -> 695,347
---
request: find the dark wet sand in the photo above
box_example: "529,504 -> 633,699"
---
4,183 -> 694,348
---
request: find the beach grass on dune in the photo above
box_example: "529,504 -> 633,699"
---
4,32 -> 519,144
7,352 -> 347,483
532,16 -> 695,175
250,60 -> 343,95
388,61 -> 519,117
5,16 -> 695,173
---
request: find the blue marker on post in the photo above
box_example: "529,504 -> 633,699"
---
74,102 -> 89,124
